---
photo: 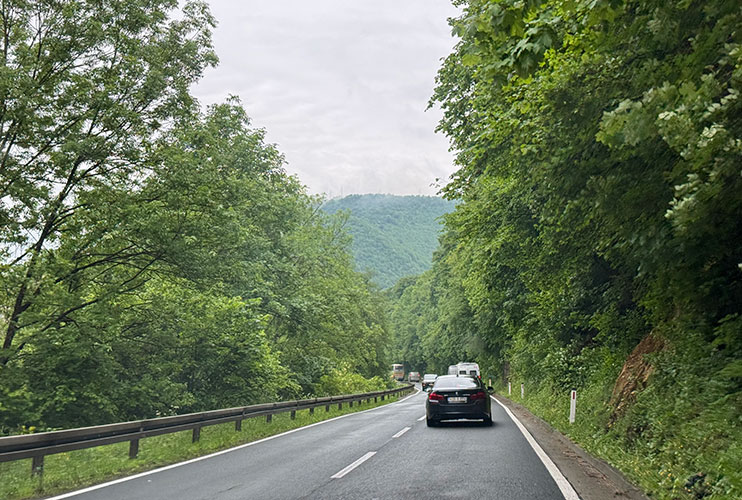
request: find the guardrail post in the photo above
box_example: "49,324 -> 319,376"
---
309,407 -> 314,415
129,439 -> 139,459
374,396 -> 377,402
192,426 -> 201,443
266,414 -> 272,423
325,403 -> 330,412
337,402 -> 342,410
31,455 -> 44,477
290,410 -> 296,420
349,400 -> 353,408
235,419 -> 242,431
381,395 -> 385,401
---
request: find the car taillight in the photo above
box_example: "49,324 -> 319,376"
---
469,391 -> 486,401
428,392 -> 444,402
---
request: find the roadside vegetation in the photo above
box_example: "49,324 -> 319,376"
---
388,1 -> 741,499
0,0 -> 391,434
0,392 -> 406,500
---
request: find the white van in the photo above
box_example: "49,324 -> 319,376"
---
457,362 -> 480,378
447,364 -> 458,375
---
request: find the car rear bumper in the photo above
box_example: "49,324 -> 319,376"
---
426,401 -> 490,421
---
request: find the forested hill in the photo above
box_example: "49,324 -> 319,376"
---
322,194 -> 455,288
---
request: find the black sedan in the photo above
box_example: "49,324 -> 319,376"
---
425,375 -> 493,427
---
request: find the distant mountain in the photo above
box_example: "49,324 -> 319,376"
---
322,194 -> 456,288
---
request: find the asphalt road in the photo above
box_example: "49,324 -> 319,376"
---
56,389 -> 573,500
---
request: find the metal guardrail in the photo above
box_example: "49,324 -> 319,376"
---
0,383 -> 415,477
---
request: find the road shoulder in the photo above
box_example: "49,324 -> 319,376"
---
493,394 -> 649,500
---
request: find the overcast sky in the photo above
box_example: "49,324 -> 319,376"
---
191,0 -> 460,198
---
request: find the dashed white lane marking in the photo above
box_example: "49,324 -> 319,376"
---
331,451 -> 377,479
392,426 -> 411,438
417,415 -> 426,421
491,396 -> 580,500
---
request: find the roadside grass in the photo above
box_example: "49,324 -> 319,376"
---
0,393 -> 405,500
497,380 -> 742,500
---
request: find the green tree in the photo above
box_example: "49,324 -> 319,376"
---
399,0 -> 742,496
0,1 -> 394,432
0,0 -> 218,364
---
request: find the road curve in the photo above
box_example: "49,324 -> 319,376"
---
52,389 -> 571,500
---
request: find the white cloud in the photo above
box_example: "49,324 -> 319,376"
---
193,0 -> 460,197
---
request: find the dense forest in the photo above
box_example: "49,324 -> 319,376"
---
389,0 -> 741,498
0,0 -> 391,432
322,194 -> 455,288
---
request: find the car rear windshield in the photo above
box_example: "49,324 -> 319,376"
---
433,377 -> 479,389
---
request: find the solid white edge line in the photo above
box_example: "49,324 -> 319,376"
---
330,451 -> 376,479
491,396 -> 580,500
417,415 -> 426,421
44,388 -> 421,500
392,426 -> 411,438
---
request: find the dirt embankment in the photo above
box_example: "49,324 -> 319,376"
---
609,333 -> 667,422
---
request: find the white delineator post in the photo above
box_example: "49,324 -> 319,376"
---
569,390 -> 577,424
508,382 -> 512,395
521,383 -> 524,399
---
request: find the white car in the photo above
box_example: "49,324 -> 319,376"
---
422,374 -> 438,390
456,362 -> 480,378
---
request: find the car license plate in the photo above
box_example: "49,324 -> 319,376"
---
448,396 -> 466,403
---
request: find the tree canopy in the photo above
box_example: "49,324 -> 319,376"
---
389,1 -> 741,496
0,1 -> 391,431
